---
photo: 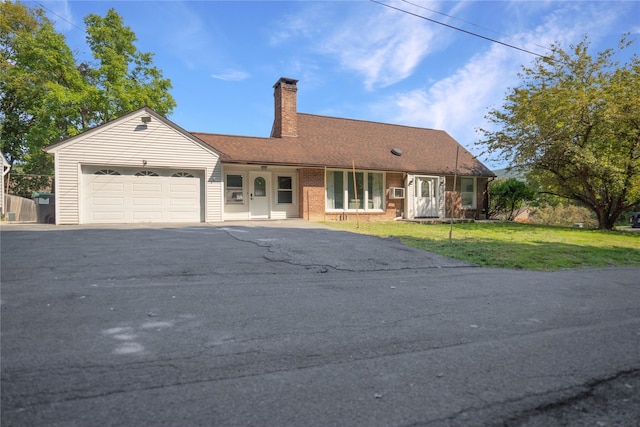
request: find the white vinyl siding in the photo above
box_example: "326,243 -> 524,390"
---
50,110 -> 222,224
222,166 -> 299,220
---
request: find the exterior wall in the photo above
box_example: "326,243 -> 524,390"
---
1,169 -> 5,215
299,168 -> 401,222
385,172 -> 405,219
298,168 -> 325,221
223,165 -> 299,220
0,155 -> 8,216
51,110 -> 222,224
444,176 -> 489,219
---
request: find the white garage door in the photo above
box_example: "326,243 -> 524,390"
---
83,167 -> 203,223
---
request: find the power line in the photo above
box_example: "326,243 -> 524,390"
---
400,0 -> 549,52
35,2 -> 85,33
370,0 -> 552,61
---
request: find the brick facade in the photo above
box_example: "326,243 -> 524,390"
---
299,168 -> 404,222
271,78 -> 298,138
444,176 -> 489,219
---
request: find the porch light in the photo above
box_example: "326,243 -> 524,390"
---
391,148 -> 402,156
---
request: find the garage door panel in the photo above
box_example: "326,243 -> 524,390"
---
133,183 -> 162,192
92,182 -> 125,192
91,197 -> 124,206
170,198 -> 198,207
83,169 -> 203,224
169,211 -> 199,220
92,211 -> 125,221
133,197 -> 162,206
170,183 -> 198,193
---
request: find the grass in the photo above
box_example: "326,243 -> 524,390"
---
322,221 -> 640,271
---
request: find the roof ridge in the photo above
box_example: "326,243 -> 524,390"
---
191,131 -> 271,140
297,112 -> 445,133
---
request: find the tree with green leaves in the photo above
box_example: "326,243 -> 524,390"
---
82,8 -> 175,124
488,178 -> 535,221
1,1 -> 87,183
479,36 -> 640,230
1,3 -> 175,196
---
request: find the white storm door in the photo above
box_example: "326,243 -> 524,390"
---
249,172 -> 270,219
415,177 -> 438,217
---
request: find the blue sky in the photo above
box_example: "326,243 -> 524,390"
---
33,0 -> 640,168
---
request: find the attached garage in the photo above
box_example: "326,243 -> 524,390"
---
82,166 -> 203,223
45,107 -> 223,225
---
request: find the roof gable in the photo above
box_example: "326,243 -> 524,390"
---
44,107 -> 219,157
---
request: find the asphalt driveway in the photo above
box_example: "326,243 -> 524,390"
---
1,222 -> 639,426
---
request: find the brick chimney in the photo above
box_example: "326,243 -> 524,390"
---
271,77 -> 298,138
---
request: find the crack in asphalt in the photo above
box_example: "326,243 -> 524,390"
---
5,318 -> 638,414
401,368 -> 640,427
501,368 -> 640,427
220,227 -> 476,272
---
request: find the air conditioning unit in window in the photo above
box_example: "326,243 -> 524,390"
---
389,187 -> 405,199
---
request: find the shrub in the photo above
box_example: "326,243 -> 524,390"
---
529,204 -> 598,228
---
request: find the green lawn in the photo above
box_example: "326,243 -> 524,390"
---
322,221 -> 640,271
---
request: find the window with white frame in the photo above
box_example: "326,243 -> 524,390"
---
461,177 -> 476,208
326,170 -> 384,211
226,174 -> 244,204
277,176 -> 293,204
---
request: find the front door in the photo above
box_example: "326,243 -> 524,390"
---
415,176 -> 438,217
249,172 -> 270,219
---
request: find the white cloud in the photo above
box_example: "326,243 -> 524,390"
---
374,0 -> 630,162
46,0 -> 76,33
391,42 -> 514,138
320,3 -> 444,90
268,1 -> 454,90
210,69 -> 251,81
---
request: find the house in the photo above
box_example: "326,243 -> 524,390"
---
1,153 -> 10,218
44,77 -> 494,225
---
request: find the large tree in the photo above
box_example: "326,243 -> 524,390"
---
479,37 -> 640,229
1,1 -> 87,176
82,8 -> 175,124
1,3 -> 175,194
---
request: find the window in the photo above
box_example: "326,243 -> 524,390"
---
277,176 -> 293,204
461,177 -> 476,208
135,170 -> 159,177
326,170 -> 384,211
172,172 -> 195,177
226,174 -> 244,204
326,171 -> 344,209
368,172 -> 384,210
348,172 -> 364,209
253,177 -> 266,197
95,169 -> 120,175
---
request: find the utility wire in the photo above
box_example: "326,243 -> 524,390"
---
400,0 -> 549,52
370,0 -> 552,61
35,2 -> 85,33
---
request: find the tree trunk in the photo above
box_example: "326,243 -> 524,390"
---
595,209 -> 617,230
